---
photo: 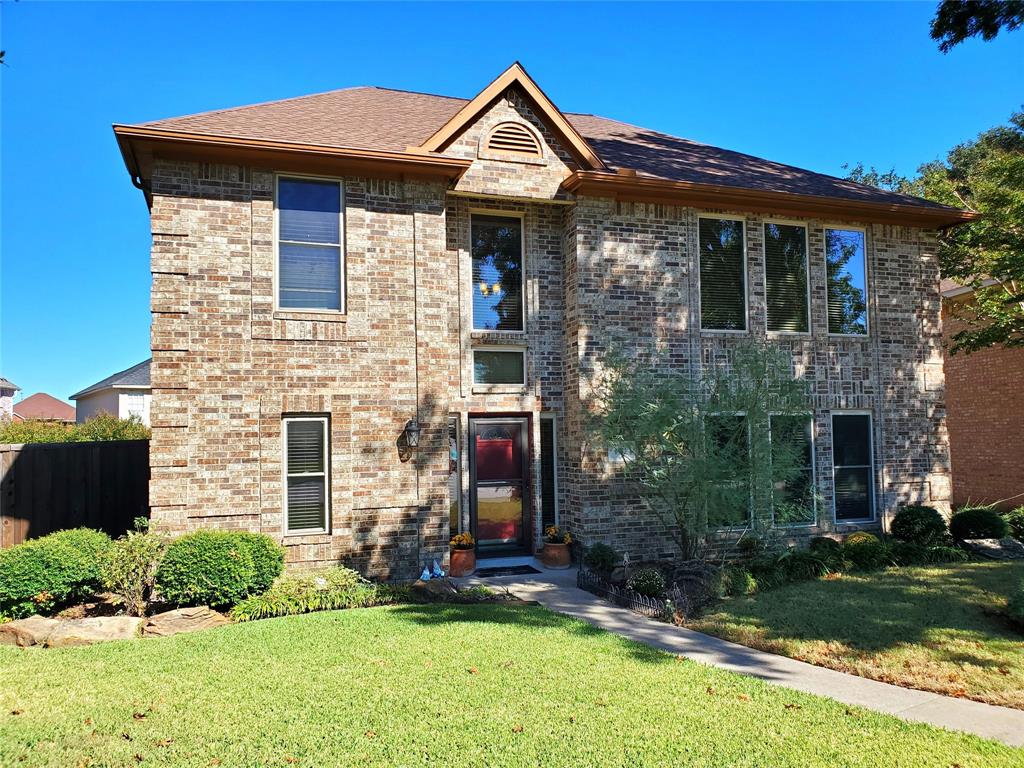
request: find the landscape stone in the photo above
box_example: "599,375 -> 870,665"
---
961,538 -> 1024,560
143,606 -> 229,638
0,615 -> 61,647
43,617 -> 145,648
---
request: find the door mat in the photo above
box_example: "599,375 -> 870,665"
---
475,565 -> 542,577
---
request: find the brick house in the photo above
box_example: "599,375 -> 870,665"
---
113,64 -> 973,578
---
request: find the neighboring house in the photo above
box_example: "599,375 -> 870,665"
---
12,393 -> 76,423
71,360 -> 152,425
113,63 -> 972,577
0,378 -> 18,421
941,279 -> 1024,509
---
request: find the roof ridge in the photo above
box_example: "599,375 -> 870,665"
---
367,86 -> 469,102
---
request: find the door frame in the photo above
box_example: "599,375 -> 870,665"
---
468,415 -> 531,555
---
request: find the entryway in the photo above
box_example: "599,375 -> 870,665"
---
469,417 -> 530,555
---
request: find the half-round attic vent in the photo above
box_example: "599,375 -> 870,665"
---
485,122 -> 543,157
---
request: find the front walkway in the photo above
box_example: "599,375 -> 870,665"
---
466,565 -> 1024,748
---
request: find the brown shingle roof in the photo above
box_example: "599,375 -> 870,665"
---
135,85 -> 956,213
12,393 -> 75,422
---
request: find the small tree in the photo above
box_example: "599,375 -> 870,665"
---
594,342 -> 811,561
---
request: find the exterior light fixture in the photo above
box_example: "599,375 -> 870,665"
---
404,419 -> 421,449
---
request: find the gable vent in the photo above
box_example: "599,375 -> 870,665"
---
485,122 -> 542,157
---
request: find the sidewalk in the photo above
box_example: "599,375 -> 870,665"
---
467,566 -> 1024,748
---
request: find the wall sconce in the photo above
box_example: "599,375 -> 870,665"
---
404,419 -> 421,449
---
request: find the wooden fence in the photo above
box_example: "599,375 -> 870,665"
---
0,440 -> 149,548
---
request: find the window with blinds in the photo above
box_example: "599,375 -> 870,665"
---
832,413 -> 874,522
284,416 -> 329,533
699,217 -> 746,331
277,177 -> 343,311
826,228 -> 868,335
770,415 -> 815,526
472,215 -> 523,331
764,222 -> 809,333
705,414 -> 751,529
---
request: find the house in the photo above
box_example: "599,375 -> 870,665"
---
941,279 -> 1024,509
113,63 -> 972,578
71,360 -> 152,426
12,393 -> 75,423
0,378 -> 18,421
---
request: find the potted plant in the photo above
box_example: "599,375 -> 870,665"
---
449,532 -> 476,577
539,526 -> 573,569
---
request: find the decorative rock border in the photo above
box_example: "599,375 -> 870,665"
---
0,606 -> 228,648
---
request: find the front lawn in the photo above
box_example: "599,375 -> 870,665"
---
689,561 -> 1024,709
1,604 -> 1018,766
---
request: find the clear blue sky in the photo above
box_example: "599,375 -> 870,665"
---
2,1 -> 1021,403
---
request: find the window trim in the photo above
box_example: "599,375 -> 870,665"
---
471,345 -> 528,388
830,410 -> 876,525
762,218 -> 812,336
540,413 -> 559,527
282,415 -> 331,536
469,210 -> 527,334
697,214 -> 749,334
273,173 -> 346,315
823,224 -> 870,338
768,412 -> 817,528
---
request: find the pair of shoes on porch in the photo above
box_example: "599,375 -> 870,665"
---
420,560 -> 446,580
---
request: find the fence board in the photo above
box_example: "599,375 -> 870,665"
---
0,440 -> 149,547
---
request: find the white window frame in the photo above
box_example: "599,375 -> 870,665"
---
472,346 -> 527,388
763,219 -> 812,336
469,210 -> 526,334
697,214 -> 748,334
282,415 -> 330,535
540,413 -> 560,527
274,174 -> 346,314
768,413 -> 817,528
705,412 -> 753,531
830,410 -> 876,525
824,225 -> 870,338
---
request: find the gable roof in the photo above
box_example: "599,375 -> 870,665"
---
114,65 -> 975,227
13,393 -> 75,422
0,377 -> 19,392
71,359 -> 151,400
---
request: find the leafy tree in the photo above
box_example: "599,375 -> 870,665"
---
594,342 -> 811,560
931,1 -> 1024,52
841,162 -> 913,194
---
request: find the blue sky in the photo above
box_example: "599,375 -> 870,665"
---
1,1 -> 1022,403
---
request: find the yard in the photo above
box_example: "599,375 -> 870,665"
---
1,604 -> 1019,767
689,561 -> 1024,709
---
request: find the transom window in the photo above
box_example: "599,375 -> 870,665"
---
699,217 -> 747,331
826,228 -> 869,335
283,416 -> 329,533
832,413 -> 874,522
471,215 -> 523,331
764,222 -> 809,333
276,177 -> 344,312
473,348 -> 526,386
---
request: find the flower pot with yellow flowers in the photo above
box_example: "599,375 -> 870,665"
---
449,532 -> 476,577
539,526 -> 572,569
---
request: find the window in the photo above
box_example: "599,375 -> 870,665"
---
283,416 -> 329,533
473,348 -> 526,386
826,228 -> 868,335
277,177 -> 343,311
699,217 -> 746,331
832,413 -> 874,522
485,123 -> 542,157
540,416 -> 559,529
124,392 -> 146,419
472,215 -> 523,331
706,414 -> 751,528
770,415 -> 815,525
764,222 -> 809,333
448,417 -> 462,533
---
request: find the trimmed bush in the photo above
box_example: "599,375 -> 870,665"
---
1002,507 -> 1024,541
808,536 -> 842,556
234,532 -> 285,595
582,543 -> 618,577
230,566 -> 389,622
0,413 -> 150,444
101,529 -> 169,616
156,530 -> 282,609
720,566 -> 757,597
842,532 -> 889,570
627,568 -> 666,597
950,506 -> 1009,540
891,505 -> 948,546
0,528 -> 112,618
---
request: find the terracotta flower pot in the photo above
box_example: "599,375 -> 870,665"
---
540,542 -> 571,569
449,548 -> 476,577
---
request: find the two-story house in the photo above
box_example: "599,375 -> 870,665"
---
114,64 -> 973,578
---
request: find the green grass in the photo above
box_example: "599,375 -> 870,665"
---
0,604 -> 1018,766
690,561 -> 1024,709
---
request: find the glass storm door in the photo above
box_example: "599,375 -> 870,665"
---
470,418 -> 529,552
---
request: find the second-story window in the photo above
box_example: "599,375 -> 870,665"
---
826,228 -> 869,335
699,217 -> 746,331
277,177 -> 344,312
472,215 -> 523,331
764,222 -> 809,333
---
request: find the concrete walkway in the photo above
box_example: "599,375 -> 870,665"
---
467,566 -> 1024,748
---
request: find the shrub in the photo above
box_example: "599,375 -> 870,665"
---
720,566 -> 757,597
1002,507 -> 1024,541
1007,583 -> 1024,631
0,528 -> 112,618
230,566 -> 390,622
627,568 -> 665,597
234,532 -> 285,595
0,413 -> 150,444
583,543 -> 618,576
736,535 -> 763,558
808,536 -> 842,555
842,532 -> 890,570
777,548 -> 833,581
950,506 -> 1009,540
101,529 -> 169,616
156,530 -> 280,609
891,505 -> 948,546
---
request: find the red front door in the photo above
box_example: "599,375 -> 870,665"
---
470,418 -> 529,552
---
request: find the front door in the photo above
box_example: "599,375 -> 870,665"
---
470,417 -> 529,554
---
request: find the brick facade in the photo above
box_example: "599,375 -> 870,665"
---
147,89 -> 951,576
